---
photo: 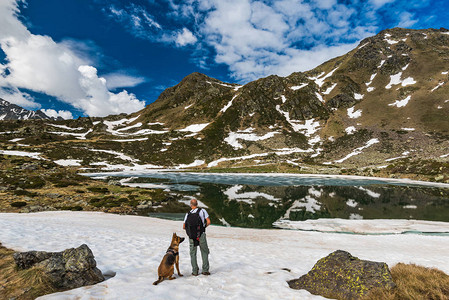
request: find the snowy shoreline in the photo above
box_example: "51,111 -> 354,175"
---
274,218 -> 449,234
1,211 -> 449,299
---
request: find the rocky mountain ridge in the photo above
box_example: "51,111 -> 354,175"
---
0,28 -> 448,182
0,99 -> 58,120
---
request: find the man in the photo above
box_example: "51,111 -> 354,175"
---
183,199 -> 211,276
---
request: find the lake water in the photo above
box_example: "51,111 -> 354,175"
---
86,172 -> 449,230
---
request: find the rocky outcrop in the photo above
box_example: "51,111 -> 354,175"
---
13,244 -> 104,289
288,250 -> 395,299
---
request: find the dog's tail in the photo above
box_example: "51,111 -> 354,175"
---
153,276 -> 163,285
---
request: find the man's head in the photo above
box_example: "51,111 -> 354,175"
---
190,199 -> 198,208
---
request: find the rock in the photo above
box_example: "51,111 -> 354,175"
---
13,244 -> 104,289
13,251 -> 52,269
26,205 -> 44,212
46,193 -> 61,199
288,250 -> 395,299
108,180 -> 122,186
435,175 -> 444,181
327,93 -> 357,109
21,163 -> 38,170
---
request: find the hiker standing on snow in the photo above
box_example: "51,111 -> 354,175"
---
183,199 -> 211,276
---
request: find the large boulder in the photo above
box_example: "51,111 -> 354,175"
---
13,244 -> 105,289
288,250 -> 395,299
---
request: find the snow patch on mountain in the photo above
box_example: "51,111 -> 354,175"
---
333,138 -> 379,163
225,130 -> 279,149
88,148 -> 139,162
308,67 -> 338,87
323,83 -> 337,95
290,83 -> 308,90
347,107 -> 362,119
431,82 -> 445,92
46,124 -> 84,131
354,93 -> 364,100
389,95 -> 411,108
54,159 -> 82,166
0,149 -> 44,160
116,122 -> 143,132
275,106 -> 320,135
345,126 -> 356,135
385,72 -> 416,89
49,129 -> 93,140
179,123 -> 210,132
385,151 -> 410,162
220,94 -> 238,113
315,92 -> 324,103
346,199 -> 358,207
384,33 -> 398,44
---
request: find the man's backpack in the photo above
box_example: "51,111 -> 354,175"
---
185,208 -> 205,246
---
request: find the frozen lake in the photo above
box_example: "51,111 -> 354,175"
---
84,172 -> 449,231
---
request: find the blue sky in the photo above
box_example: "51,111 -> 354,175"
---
0,0 -> 447,119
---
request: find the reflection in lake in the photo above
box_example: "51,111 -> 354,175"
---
88,173 -> 449,229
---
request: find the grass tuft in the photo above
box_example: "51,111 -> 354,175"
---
366,263 -> 449,300
0,243 -> 56,300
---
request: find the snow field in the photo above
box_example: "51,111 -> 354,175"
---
54,159 -> 82,166
0,149 -> 44,160
179,123 -> 210,133
224,130 -> 279,150
1,212 -> 449,300
48,129 -> 93,140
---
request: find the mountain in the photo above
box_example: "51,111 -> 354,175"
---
0,28 -> 448,182
0,98 -> 56,120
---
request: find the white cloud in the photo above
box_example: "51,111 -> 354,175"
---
0,0 -> 146,117
40,109 -> 73,120
107,4 -> 161,40
175,28 -> 197,46
398,12 -> 418,28
369,0 -> 396,9
192,0 -> 373,81
103,72 -> 146,89
105,0 -> 389,82
0,86 -> 39,108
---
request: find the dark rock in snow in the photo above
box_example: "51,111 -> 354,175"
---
14,244 -> 104,289
288,250 -> 395,299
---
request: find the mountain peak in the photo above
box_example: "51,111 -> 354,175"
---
0,98 -> 56,121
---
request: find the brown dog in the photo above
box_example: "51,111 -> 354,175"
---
153,233 -> 185,285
